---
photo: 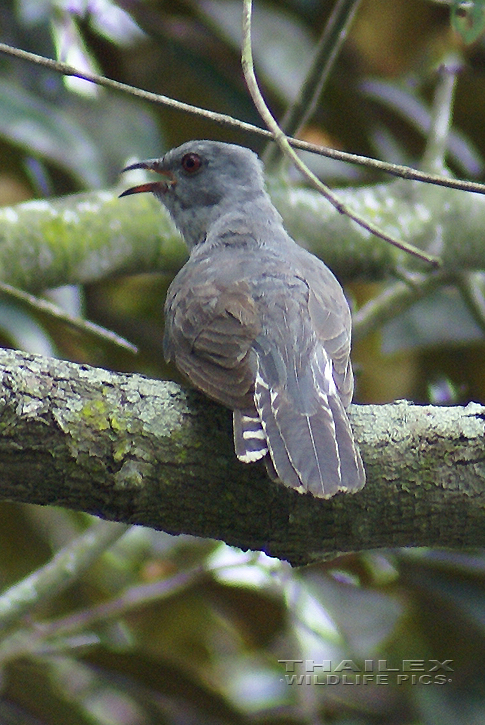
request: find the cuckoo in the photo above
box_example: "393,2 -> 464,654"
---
120,140 -> 365,498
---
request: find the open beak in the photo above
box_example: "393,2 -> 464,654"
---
119,159 -> 176,198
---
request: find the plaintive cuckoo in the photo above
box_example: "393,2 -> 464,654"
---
120,140 -> 365,498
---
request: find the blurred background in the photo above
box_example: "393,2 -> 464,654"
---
1,0 -> 485,722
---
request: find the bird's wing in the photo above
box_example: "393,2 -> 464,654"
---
164,266 -> 261,410
303,255 -> 354,406
249,264 -> 364,497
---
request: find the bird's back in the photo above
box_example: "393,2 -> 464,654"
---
121,139 -> 365,497
164,219 -> 364,497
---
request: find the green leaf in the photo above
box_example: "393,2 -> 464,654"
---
451,0 -> 485,44
0,79 -> 105,188
0,300 -> 56,356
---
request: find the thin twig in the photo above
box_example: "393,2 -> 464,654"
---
0,566 -> 204,664
264,0 -> 362,164
0,281 -> 138,353
241,0 -> 441,268
1,42 -> 485,197
456,271 -> 485,336
352,272 -> 450,340
0,554 -> 261,663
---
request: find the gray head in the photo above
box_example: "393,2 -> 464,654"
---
120,140 -> 269,249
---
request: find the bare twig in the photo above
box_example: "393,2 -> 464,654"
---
264,0 -> 362,164
352,272 -> 450,340
0,566 -> 204,664
0,281 -> 137,353
241,0 -> 441,267
1,42 -> 485,197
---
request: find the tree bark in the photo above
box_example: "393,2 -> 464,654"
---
1,174 -> 485,293
1,348 -> 484,566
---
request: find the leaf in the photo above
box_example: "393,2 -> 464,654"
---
361,78 -> 484,176
451,0 -> 485,44
68,94 -> 164,183
381,287 -> 484,353
0,79 -> 105,188
0,300 -> 56,357
199,0 -> 314,103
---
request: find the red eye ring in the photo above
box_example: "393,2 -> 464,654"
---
181,153 -> 202,173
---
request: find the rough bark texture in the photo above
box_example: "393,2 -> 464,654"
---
2,175 -> 485,294
1,349 -> 484,566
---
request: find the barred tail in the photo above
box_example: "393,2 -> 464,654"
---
242,351 -> 365,498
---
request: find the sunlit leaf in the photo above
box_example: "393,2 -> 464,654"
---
451,0 -> 485,44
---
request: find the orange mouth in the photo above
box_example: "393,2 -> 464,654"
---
119,159 -> 176,197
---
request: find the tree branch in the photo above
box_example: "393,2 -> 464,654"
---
1,348 -> 484,566
0,520 -> 129,632
241,0 -> 440,266
2,172 -> 485,295
2,41 -> 485,197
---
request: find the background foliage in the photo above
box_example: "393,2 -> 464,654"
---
1,0 -> 485,722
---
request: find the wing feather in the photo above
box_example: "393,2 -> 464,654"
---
164,274 -> 260,409
253,342 -> 364,498
164,243 -> 364,497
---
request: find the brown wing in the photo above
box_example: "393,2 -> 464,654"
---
164,269 -> 261,410
296,247 -> 354,407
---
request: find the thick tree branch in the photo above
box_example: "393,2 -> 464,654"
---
1,174 -> 485,293
1,348 -> 484,566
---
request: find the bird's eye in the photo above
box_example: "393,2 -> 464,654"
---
181,153 -> 202,173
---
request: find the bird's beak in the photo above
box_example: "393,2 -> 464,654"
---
119,159 -> 176,198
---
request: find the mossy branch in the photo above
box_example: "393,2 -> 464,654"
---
1,348 -> 484,567
0,174 -> 484,294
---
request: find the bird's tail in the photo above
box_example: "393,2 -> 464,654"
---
235,350 -> 365,498
233,408 -> 268,463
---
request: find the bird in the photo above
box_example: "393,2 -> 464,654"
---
120,140 -> 365,498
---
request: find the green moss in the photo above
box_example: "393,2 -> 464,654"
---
113,438 -> 131,462
109,414 -> 126,433
80,399 -> 111,431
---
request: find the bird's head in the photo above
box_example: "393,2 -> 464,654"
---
120,140 -> 266,249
